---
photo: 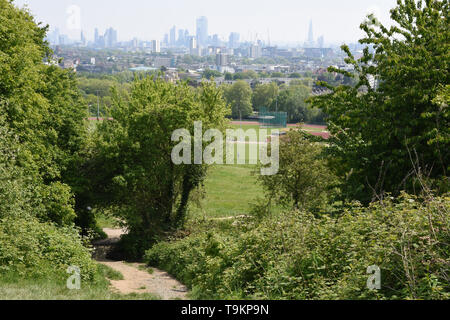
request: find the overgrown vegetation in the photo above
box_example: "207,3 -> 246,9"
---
309,0 -> 449,203
0,0 -> 448,301
83,77 -> 230,259
146,195 -> 449,300
144,0 -> 449,301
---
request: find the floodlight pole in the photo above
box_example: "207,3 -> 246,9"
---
276,94 -> 278,112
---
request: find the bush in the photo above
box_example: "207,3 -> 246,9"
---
0,216 -> 97,281
145,194 -> 449,300
258,130 -> 337,214
0,124 -> 96,282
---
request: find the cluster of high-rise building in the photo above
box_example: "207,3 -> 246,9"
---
94,27 -> 118,48
46,17 -> 330,65
163,16 -> 240,51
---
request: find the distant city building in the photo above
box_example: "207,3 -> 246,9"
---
105,27 -> 118,47
152,40 -> 160,53
184,30 -> 189,46
317,35 -> 324,48
80,31 -> 86,46
196,16 -> 208,47
307,20 -> 315,47
216,53 -> 228,66
132,37 -> 138,48
46,28 -> 60,45
97,35 -> 105,48
304,47 -> 333,58
163,33 -> 169,47
229,32 -> 240,49
189,36 -> 201,56
58,34 -> 70,46
212,34 -> 220,47
94,28 -> 99,45
177,29 -> 185,47
249,45 -> 262,58
154,57 -> 172,68
170,26 -> 176,47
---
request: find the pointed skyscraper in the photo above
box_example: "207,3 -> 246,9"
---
308,20 -> 314,47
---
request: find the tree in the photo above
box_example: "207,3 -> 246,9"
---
310,0 -> 449,203
224,72 -> 233,81
0,0 -> 87,226
223,80 -> 253,119
289,73 -> 302,78
88,77 -> 229,258
252,82 -> 279,111
271,72 -> 284,78
202,69 -> 222,80
258,130 -> 336,213
272,85 -> 312,123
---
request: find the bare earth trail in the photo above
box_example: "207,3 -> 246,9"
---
94,228 -> 188,300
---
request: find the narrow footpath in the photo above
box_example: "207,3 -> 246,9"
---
94,228 -> 188,300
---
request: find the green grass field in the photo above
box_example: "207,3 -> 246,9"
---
189,165 -> 264,219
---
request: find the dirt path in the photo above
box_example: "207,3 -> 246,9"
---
95,229 -> 188,300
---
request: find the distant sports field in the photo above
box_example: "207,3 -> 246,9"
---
230,121 -> 330,139
188,122 -> 328,220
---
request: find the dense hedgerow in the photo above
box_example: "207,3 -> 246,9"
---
0,217 -> 97,281
0,125 -> 96,281
145,194 -> 449,300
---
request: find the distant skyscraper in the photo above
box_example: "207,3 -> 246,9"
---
104,27 -> 117,47
249,45 -> 262,58
80,30 -> 86,46
317,35 -> 324,48
152,40 -> 160,53
229,32 -> 240,49
196,16 -> 208,47
170,26 -> 176,47
47,28 -> 60,45
212,34 -> 220,47
163,33 -> 169,47
216,53 -> 228,66
189,36 -> 201,56
94,28 -> 99,45
307,20 -> 315,47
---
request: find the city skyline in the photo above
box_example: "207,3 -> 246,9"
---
14,0 -> 396,45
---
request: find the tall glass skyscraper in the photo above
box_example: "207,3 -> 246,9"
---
196,16 -> 208,47
307,20 -> 314,47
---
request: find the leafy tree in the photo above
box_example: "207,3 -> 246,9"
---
233,71 -> 258,80
87,77 -> 229,258
271,72 -> 284,78
310,0 -> 449,203
202,69 -> 222,80
0,0 -> 87,226
224,72 -> 233,81
258,130 -> 336,212
289,73 -> 302,78
252,82 -> 279,111
271,84 -> 312,123
223,80 -> 253,119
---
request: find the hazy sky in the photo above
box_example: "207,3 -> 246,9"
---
14,0 -> 397,45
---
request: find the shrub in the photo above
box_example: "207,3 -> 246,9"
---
0,216 -> 97,281
0,124 -> 96,281
145,194 -> 449,300
258,130 -> 337,214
